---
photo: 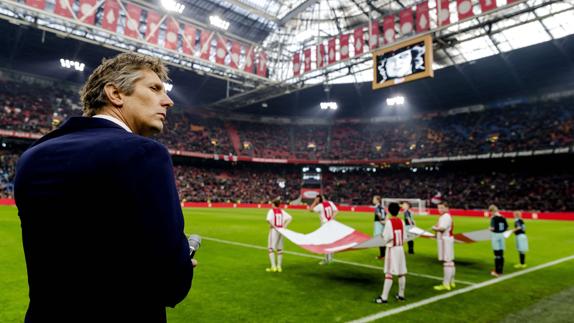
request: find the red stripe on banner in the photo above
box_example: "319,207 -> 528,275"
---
200,30 -> 212,60
399,8 -> 414,36
182,24 -> 195,55
244,46 -> 255,73
416,1 -> 430,32
257,51 -> 268,77
146,9 -> 161,45
456,0 -> 474,20
479,0 -> 497,12
230,42 -> 241,69
101,0 -> 120,33
303,48 -> 311,73
327,38 -> 336,65
453,234 -> 475,243
124,2 -> 142,39
26,0 -> 46,10
299,230 -> 372,254
353,27 -> 364,56
383,16 -> 395,44
54,0 -> 73,18
215,36 -> 227,65
164,17 -> 180,51
78,0 -> 97,24
293,52 -> 301,76
317,43 -> 326,68
369,19 -> 379,49
340,34 -> 350,60
437,0 -> 451,26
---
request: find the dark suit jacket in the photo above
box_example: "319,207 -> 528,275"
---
14,117 -> 193,322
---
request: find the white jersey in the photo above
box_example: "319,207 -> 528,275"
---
267,208 -> 292,250
437,213 -> 453,238
436,213 -> 454,261
382,217 -> 407,275
266,208 -> 292,228
313,201 -> 338,225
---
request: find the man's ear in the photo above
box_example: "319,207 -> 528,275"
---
103,83 -> 124,107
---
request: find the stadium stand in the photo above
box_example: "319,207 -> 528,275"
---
1,75 -> 573,211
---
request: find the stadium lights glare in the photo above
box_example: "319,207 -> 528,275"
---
161,0 -> 185,14
163,82 -> 173,92
386,96 -> 405,106
60,59 -> 85,71
209,15 -> 230,31
320,102 -> 338,110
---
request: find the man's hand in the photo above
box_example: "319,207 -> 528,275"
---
191,259 -> 198,268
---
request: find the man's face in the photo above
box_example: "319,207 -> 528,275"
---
386,50 -> 412,78
122,69 -> 173,136
438,204 -> 447,214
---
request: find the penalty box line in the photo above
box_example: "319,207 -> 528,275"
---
203,236 -> 476,286
347,254 -> 574,323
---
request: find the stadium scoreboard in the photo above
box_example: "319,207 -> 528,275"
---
372,35 -> 434,90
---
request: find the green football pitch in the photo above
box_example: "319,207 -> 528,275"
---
1,206 -> 574,322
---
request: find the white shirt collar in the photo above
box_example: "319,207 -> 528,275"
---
93,114 -> 132,133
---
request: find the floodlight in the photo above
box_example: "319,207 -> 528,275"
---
320,102 -> 338,110
163,82 -> 173,92
59,59 -> 85,71
161,0 -> 185,14
386,96 -> 405,106
209,15 -> 230,31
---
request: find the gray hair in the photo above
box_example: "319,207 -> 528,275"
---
80,53 -> 169,116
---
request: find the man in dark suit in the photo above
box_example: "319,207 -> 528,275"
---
14,53 -> 195,322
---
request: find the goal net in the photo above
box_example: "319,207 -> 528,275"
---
382,198 -> 428,215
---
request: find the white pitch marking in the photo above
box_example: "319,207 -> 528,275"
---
203,236 -> 475,285
347,254 -> 574,323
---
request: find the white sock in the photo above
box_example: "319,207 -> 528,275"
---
451,262 -> 456,284
325,253 -> 333,263
444,262 -> 455,284
382,276 -> 393,301
398,276 -> 406,297
269,251 -> 276,268
277,251 -> 283,268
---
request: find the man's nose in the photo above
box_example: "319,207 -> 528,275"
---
162,94 -> 174,109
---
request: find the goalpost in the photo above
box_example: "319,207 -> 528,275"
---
382,198 -> 428,215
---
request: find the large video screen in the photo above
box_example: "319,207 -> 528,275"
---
372,35 -> 434,90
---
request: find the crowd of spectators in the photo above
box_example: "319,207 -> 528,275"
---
0,80 -> 81,134
322,167 -> 574,212
1,147 -> 572,211
1,76 -> 574,211
1,78 -> 573,161
234,122 -> 291,158
0,152 -> 18,199
174,165 -> 300,204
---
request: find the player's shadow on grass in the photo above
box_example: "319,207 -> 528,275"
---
298,267 -> 381,288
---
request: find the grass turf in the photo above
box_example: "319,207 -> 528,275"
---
1,206 -> 573,322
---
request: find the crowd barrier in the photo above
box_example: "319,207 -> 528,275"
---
182,202 -> 574,221
2,199 -> 572,220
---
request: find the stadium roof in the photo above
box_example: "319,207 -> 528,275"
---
0,0 -> 573,114
178,0 -> 574,109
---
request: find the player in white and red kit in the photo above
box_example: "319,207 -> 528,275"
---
266,199 -> 292,273
374,202 -> 407,304
432,202 -> 456,291
310,195 -> 338,265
